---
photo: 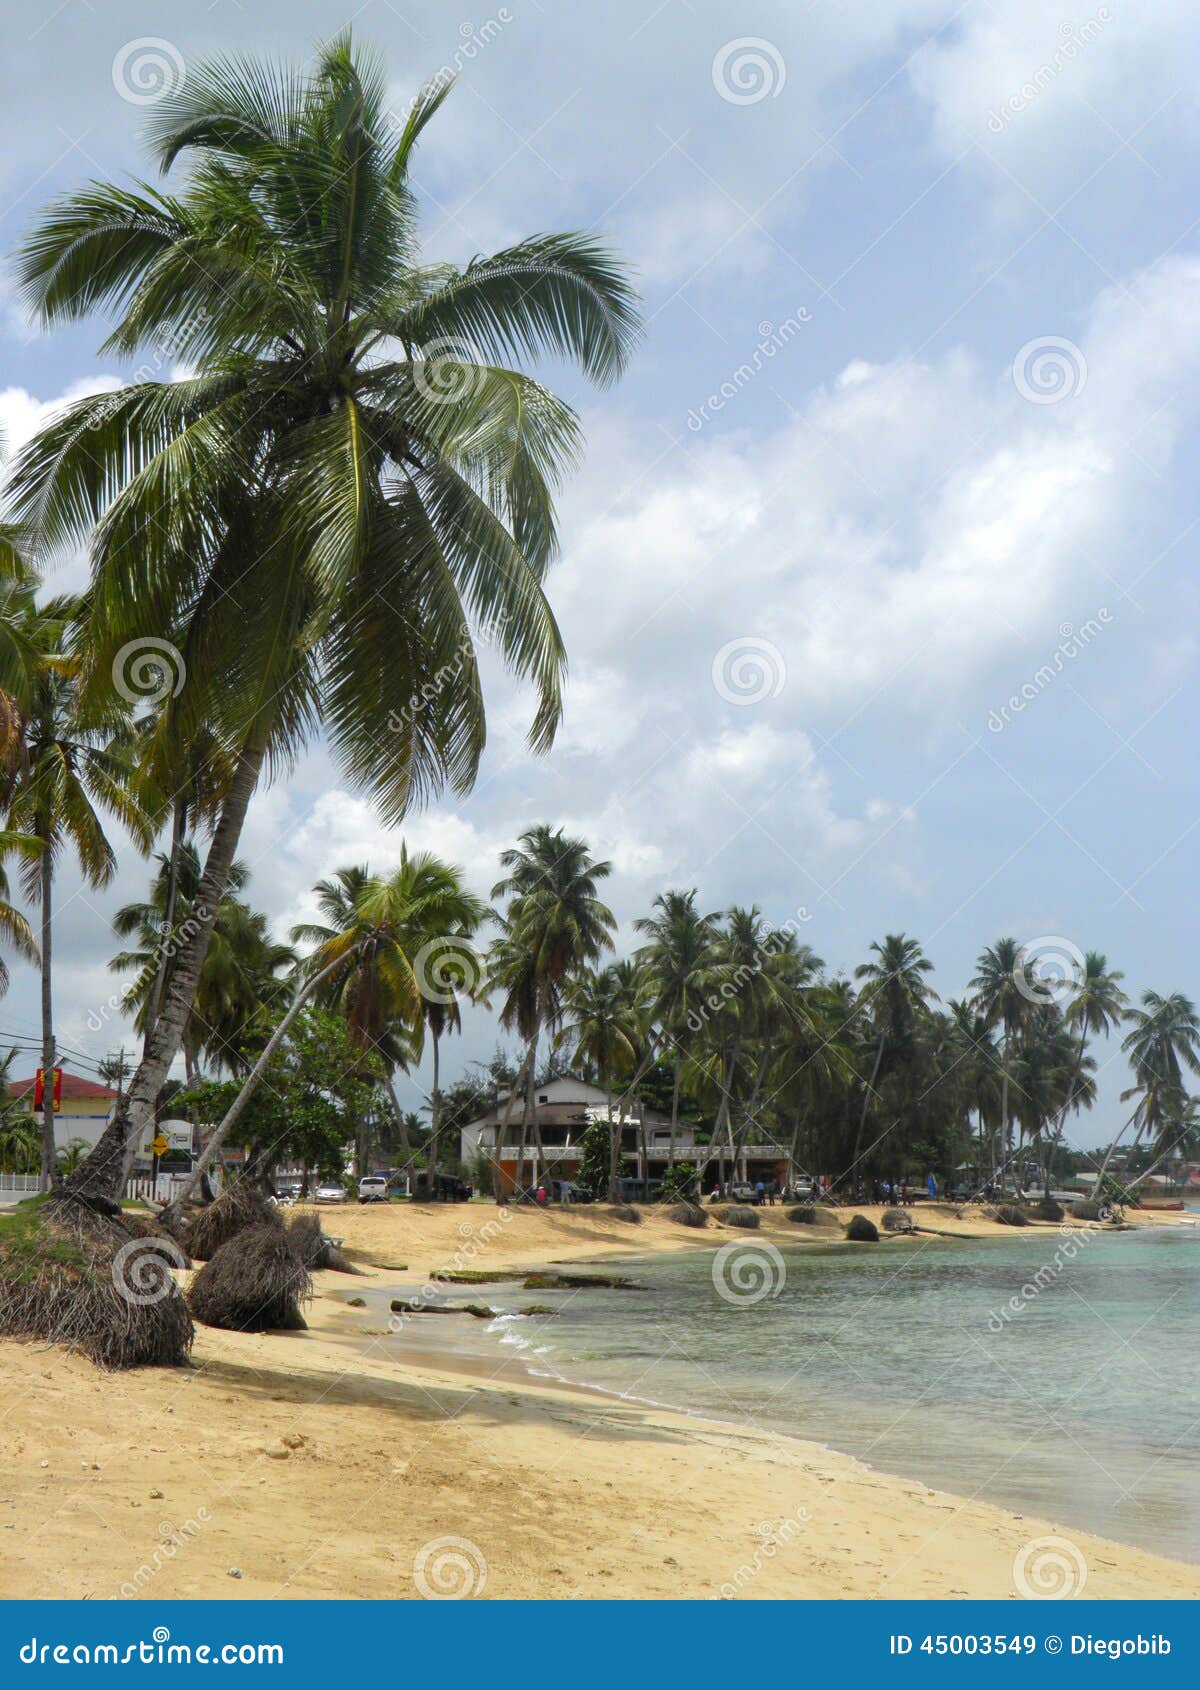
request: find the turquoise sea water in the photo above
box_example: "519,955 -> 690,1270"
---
440,1224 -> 1200,1563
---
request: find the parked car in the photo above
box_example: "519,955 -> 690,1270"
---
729,1181 -> 761,1205
314,1182 -> 346,1204
358,1174 -> 389,1204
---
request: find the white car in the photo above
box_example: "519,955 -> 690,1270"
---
314,1182 -> 346,1204
357,1174 -> 390,1205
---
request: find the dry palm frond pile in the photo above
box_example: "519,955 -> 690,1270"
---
287,1212 -> 358,1273
0,1201 -> 193,1368
605,1204 -> 642,1224
663,1202 -> 708,1228
187,1224 -> 312,1332
186,1180 -> 282,1260
721,1205 -> 761,1229
845,1214 -> 880,1242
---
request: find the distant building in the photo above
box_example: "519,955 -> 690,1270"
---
458,1074 -> 786,1195
10,1072 -> 119,1155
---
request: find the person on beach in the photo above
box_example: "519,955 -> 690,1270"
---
535,1184 -> 547,1206
755,1179 -> 766,1205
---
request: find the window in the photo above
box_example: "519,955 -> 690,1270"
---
538,1094 -> 548,1103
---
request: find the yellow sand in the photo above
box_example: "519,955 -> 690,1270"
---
0,1199 -> 1195,1600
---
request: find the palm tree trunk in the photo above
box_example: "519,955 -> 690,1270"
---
491,1044 -> 533,1204
669,1052 -> 680,1169
851,1035 -> 885,1177
1094,1105 -> 1142,1189
606,1084 -> 620,1204
429,1030 -> 441,1194
1044,1031 -> 1087,1199
60,729 -> 269,1210
385,1078 -> 413,1173
160,952 -> 345,1218
38,848 -> 55,1194
146,796 -> 186,1047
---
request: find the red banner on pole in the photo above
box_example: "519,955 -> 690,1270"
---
33,1068 -> 62,1110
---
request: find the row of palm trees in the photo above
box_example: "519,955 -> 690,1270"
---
154,820 -> 1195,1208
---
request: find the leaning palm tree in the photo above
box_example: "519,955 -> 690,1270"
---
1041,952 -> 1126,1196
10,35 -> 639,1208
6,600 -> 146,1187
1097,992 -> 1200,1186
295,850 -> 485,1181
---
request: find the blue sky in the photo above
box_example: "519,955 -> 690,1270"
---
0,0 -> 1197,1144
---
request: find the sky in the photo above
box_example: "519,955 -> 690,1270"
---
0,0 -> 1197,1146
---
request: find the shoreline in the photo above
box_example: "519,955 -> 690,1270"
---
1,1200 -> 1196,1600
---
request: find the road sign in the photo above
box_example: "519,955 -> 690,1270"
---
149,1134 -> 169,1158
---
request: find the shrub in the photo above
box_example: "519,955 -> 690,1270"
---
188,1225 -> 311,1332
1034,1197 -> 1065,1222
722,1205 -> 761,1229
664,1202 -> 708,1228
787,1204 -> 816,1225
845,1215 -> 879,1242
657,1163 -> 700,1204
1070,1199 -> 1105,1222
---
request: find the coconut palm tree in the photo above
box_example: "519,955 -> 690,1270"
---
10,35 -> 639,1207
851,933 -> 938,1176
110,846 -> 294,1083
490,826 -> 615,1198
559,963 -> 642,1200
1098,992 -> 1200,1187
5,600 -> 146,1188
1012,1008 -> 1095,1190
1041,952 -> 1127,1197
295,850 -> 485,1180
633,890 -> 721,1169
969,938 -> 1037,1181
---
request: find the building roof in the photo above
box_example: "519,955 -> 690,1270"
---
10,1071 -> 120,1102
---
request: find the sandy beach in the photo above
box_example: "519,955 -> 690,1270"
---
1,1200 -> 1197,1601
